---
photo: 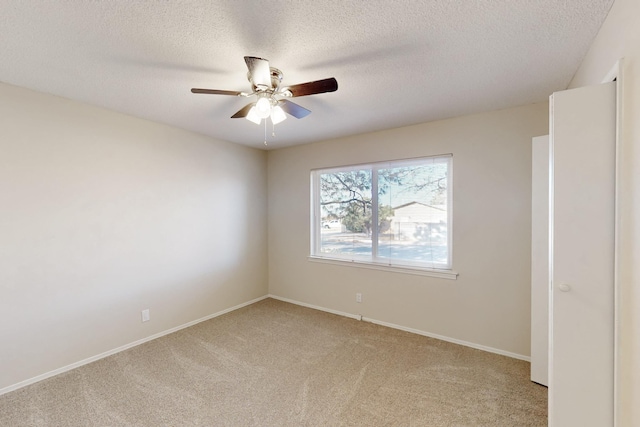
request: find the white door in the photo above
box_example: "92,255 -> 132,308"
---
549,81 -> 616,426
531,135 -> 549,386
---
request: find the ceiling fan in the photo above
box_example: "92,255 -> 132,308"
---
191,56 -> 338,126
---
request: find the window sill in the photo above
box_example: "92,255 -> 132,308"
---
307,256 -> 458,280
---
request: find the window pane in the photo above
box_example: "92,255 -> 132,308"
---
311,155 -> 451,271
378,161 -> 449,266
319,169 -> 372,258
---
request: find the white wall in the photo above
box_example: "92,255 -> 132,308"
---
267,102 -> 549,358
568,0 -> 640,424
0,83 -> 268,392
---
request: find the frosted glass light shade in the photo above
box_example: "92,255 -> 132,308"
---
246,107 -> 261,124
270,105 -> 287,124
255,97 -> 272,119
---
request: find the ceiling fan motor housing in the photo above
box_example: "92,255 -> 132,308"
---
269,68 -> 283,90
248,67 -> 283,93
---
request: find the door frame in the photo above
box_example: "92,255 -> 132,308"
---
601,57 -> 624,427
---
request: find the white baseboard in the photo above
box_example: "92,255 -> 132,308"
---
2,293 -> 529,396
0,295 -> 269,396
268,294 -> 363,321
268,294 -> 530,362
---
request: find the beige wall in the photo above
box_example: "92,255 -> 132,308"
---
569,0 -> 640,424
0,83 -> 268,391
268,102 -> 549,358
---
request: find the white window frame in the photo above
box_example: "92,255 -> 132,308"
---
310,155 -> 457,279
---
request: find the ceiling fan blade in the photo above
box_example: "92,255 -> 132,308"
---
283,77 -> 338,97
231,103 -> 255,118
191,88 -> 244,96
279,99 -> 311,119
244,56 -> 272,90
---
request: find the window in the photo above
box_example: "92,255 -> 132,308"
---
310,155 -> 453,273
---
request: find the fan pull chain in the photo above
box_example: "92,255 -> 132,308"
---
272,120 -> 276,138
263,119 -> 267,146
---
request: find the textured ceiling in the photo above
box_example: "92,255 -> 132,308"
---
0,1 -> 614,149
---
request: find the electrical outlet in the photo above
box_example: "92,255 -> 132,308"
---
356,293 -> 362,303
141,309 -> 150,322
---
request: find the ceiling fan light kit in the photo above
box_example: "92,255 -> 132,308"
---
253,95 -> 272,119
191,56 -> 338,143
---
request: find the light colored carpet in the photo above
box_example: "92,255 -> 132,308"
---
0,298 -> 547,426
